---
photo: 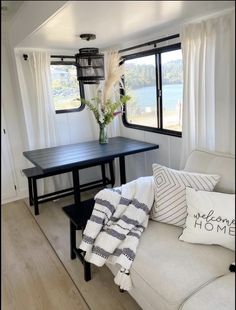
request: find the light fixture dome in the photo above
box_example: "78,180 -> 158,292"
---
79,33 -> 96,41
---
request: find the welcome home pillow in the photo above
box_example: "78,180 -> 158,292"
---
179,188 -> 235,251
150,164 -> 220,227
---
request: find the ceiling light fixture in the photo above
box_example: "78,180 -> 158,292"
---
79,33 -> 96,41
75,33 -> 105,84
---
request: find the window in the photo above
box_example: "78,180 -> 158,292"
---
122,43 -> 183,136
50,63 -> 85,113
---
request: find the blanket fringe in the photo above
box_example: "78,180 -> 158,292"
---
114,267 -> 132,291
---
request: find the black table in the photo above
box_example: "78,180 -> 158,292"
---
23,136 -> 159,206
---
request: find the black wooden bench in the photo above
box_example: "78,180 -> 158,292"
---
22,161 -> 114,215
62,199 -> 94,281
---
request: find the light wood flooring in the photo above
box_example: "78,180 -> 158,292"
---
2,193 -> 141,310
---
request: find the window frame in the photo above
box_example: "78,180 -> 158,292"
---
121,43 -> 182,138
50,60 -> 86,114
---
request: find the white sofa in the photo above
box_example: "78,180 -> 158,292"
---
107,150 -> 235,310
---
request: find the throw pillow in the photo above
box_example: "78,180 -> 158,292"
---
150,164 -> 220,227
179,188 -> 235,250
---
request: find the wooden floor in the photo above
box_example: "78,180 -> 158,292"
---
2,194 -> 141,310
2,200 -> 89,310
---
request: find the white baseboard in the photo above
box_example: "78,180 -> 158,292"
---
1,189 -> 28,205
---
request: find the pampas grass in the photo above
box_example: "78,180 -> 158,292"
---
103,50 -> 125,104
80,50 -> 130,127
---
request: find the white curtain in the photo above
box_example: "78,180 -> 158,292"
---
180,10 -> 235,168
15,50 -> 71,193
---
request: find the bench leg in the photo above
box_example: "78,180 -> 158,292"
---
71,223 -> 91,281
70,221 -> 76,260
28,177 -> 34,206
81,226 -> 91,281
84,261 -> 91,281
32,178 -> 39,215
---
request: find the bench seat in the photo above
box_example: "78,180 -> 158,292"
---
22,161 -> 114,215
63,199 -> 95,281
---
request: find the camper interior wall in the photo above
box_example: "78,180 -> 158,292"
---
120,126 -> 182,181
1,22 -> 29,203
2,4 -> 233,203
2,26 -> 182,204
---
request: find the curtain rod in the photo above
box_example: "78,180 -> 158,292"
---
51,55 -> 75,59
23,33 -> 180,60
23,54 -> 75,60
118,34 -> 180,53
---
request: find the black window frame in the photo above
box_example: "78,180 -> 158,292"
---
121,43 -> 182,138
50,59 -> 86,114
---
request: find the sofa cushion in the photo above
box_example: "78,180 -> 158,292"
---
150,164 -> 220,227
179,188 -> 235,250
184,150 -> 235,194
180,273 -> 235,310
106,220 -> 234,310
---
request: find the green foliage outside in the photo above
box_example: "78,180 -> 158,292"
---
125,59 -> 183,89
51,65 -> 81,110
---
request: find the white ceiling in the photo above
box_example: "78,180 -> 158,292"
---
1,1 -> 24,21
16,1 -> 235,50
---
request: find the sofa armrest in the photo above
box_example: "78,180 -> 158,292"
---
180,273 -> 235,310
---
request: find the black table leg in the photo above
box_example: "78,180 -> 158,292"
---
72,168 -> 81,206
101,163 -> 106,186
109,161 -> 115,187
119,156 -> 126,185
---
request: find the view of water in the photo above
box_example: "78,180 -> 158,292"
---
129,84 -> 183,111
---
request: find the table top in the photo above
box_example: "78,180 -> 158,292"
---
23,136 -> 159,173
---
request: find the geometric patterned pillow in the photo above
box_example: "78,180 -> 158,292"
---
150,164 -> 220,227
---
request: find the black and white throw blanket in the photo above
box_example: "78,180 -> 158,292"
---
79,176 -> 154,291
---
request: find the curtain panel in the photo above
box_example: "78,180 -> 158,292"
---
15,51 -> 72,194
180,10 -> 235,168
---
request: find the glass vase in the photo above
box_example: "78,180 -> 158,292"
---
99,124 -> 108,144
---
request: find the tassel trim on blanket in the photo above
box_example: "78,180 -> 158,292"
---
114,267 -> 132,291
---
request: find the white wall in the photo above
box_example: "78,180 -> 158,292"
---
1,21 -> 29,203
120,123 -> 182,182
4,6 -> 231,203
6,5 -> 232,203
54,107 -> 102,185
1,110 -> 18,203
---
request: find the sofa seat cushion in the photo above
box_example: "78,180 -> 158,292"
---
181,273 -> 235,310
107,220 -> 234,310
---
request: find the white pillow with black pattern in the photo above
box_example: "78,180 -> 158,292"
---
179,188 -> 235,251
150,164 -> 220,227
